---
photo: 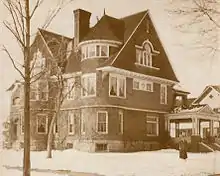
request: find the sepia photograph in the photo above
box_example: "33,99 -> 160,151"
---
0,0 -> 220,175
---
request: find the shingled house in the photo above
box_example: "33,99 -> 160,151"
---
6,9 -> 181,152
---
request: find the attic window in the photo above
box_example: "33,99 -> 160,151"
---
209,94 -> 213,99
136,44 -> 152,67
12,97 -> 20,106
81,44 -> 109,60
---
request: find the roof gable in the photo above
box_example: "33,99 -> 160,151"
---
108,12 -> 178,82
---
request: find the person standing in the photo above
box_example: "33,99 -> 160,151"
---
179,134 -> 188,160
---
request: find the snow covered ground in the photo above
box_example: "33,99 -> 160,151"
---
0,149 -> 220,176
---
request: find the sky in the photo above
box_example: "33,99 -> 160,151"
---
0,0 -> 220,120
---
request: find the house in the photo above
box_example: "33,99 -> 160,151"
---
167,85 -> 220,152
6,9 -> 181,152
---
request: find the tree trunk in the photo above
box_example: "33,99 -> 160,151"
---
23,0 -> 31,175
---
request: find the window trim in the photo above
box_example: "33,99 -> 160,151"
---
146,115 -> 159,136
96,111 -> 108,134
119,111 -> 124,134
36,114 -> 48,134
109,73 -> 126,99
133,78 -> 153,92
66,77 -> 76,100
81,73 -> 97,98
30,80 -> 48,101
81,114 -> 86,135
68,112 -> 75,135
160,84 -> 168,105
81,44 -> 110,60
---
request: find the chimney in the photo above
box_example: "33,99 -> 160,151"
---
73,9 -> 91,51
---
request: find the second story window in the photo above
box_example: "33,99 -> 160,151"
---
81,73 -> 96,97
31,49 -> 46,77
30,80 -> 48,101
64,78 -> 76,100
81,44 -> 109,60
109,74 -> 126,98
160,84 -> 168,104
136,44 -> 152,67
133,79 -> 153,92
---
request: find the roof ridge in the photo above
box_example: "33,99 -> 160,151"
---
38,28 -> 73,40
120,10 -> 148,20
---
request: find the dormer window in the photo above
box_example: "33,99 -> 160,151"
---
81,44 -> 109,60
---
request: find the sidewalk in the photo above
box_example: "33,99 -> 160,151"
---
3,165 -> 104,176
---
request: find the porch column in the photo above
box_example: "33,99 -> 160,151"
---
210,120 -> 214,136
192,117 -> 199,135
175,122 -> 179,137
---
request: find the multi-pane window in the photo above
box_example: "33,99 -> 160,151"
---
32,49 -> 46,76
160,84 -> 168,104
136,44 -> 152,67
37,115 -> 48,134
133,79 -> 153,92
64,78 -> 76,100
97,111 -> 108,134
118,111 -> 123,134
68,113 -> 75,134
109,74 -> 126,98
81,44 -> 109,60
146,116 -> 159,136
81,115 -> 85,134
81,73 -> 96,97
30,80 -> 48,101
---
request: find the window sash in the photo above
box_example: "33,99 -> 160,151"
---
81,74 -> 96,97
68,113 -> 75,134
160,84 -> 167,104
30,81 -> 48,101
133,79 -> 153,92
81,44 -> 109,59
97,112 -> 108,133
37,115 -> 48,134
66,78 -> 75,100
109,74 -> 126,98
146,116 -> 159,136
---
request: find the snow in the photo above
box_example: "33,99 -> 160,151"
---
1,149 -> 220,176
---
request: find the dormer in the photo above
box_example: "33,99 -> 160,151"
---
135,40 -> 160,70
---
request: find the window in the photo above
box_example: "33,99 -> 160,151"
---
68,113 -> 75,134
81,44 -> 109,60
37,115 -> 48,134
30,80 -> 48,101
119,111 -> 123,134
146,116 -> 159,136
81,115 -> 85,134
81,73 -> 96,97
133,79 -> 153,92
64,78 -> 76,100
53,118 -> 58,134
136,44 -> 152,67
12,97 -> 20,106
95,143 -> 108,152
160,84 -> 168,104
109,74 -> 126,98
97,111 -> 108,134
209,94 -> 213,99
20,114 -> 24,134
32,49 -> 46,76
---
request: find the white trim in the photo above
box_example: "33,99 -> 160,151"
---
81,73 -> 97,98
61,105 -> 168,114
68,112 -> 75,135
109,73 -> 126,99
160,84 -> 168,105
36,114 -> 48,134
97,66 -> 177,86
96,111 -> 108,134
146,115 -> 159,136
133,78 -> 154,92
135,63 -> 160,70
119,111 -> 124,134
142,40 -> 160,54
111,11 -> 148,65
78,39 -> 122,48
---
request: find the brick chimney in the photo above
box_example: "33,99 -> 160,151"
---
73,9 -> 91,51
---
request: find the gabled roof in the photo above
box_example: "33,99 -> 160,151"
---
38,28 -> 72,59
193,85 -> 220,104
177,104 -> 216,115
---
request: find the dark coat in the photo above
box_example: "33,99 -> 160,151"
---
179,140 -> 188,160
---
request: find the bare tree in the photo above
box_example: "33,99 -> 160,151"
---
1,0 -> 74,175
168,0 -> 220,55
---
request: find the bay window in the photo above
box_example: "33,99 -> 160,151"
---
81,73 -> 96,97
109,74 -> 126,98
